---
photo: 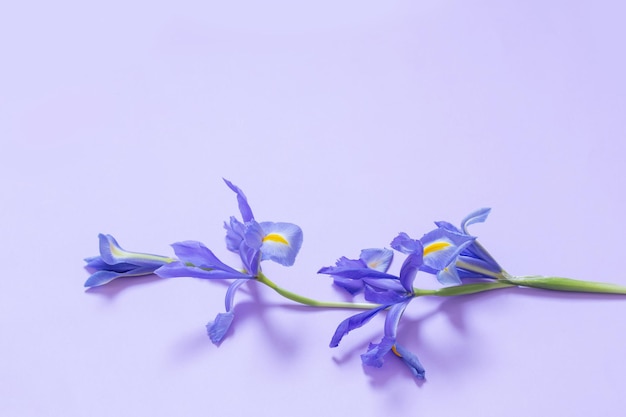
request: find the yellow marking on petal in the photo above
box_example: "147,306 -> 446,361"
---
391,345 -> 402,358
423,241 -> 451,256
368,261 -> 380,269
109,243 -> 174,263
262,233 -> 289,245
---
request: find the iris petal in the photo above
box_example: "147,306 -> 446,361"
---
223,179 -> 254,223
259,221 -> 303,266
207,312 -> 235,344
155,261 -> 250,280
391,233 -> 422,254
360,248 -> 393,272
170,241 -> 241,275
361,336 -> 395,368
460,208 -> 491,235
329,305 -> 387,347
393,343 -> 425,379
98,234 -> 171,267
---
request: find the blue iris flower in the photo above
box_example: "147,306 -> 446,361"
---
156,179 -> 303,343
321,243 -> 426,378
434,208 -> 503,279
84,234 -> 174,287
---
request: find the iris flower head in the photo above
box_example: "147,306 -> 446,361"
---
84,234 -> 173,287
157,179 -> 304,344
319,246 -> 426,378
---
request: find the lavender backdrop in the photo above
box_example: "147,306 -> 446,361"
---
2,1 -> 625,416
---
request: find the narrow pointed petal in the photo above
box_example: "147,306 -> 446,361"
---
207,312 -> 235,344
223,178 -> 254,222
259,222 -> 303,266
359,248 -> 393,272
329,305 -> 387,347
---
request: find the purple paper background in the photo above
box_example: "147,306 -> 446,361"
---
2,1 -> 626,416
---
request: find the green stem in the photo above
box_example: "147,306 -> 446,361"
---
455,260 -> 505,280
413,281 -> 515,297
503,275 -> 626,295
256,273 -> 380,309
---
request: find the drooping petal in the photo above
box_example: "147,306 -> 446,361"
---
393,343 -> 425,379
329,305 -> 387,347
207,312 -> 235,344
259,221 -> 303,266
223,178 -> 254,222
359,248 -> 393,272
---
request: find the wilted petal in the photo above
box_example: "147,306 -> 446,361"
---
259,222 -> 303,266
207,312 -> 235,344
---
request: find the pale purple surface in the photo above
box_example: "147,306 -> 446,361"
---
2,1 -> 626,416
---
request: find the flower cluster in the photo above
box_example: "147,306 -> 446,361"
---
84,179 -> 626,380
317,209 -> 504,378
